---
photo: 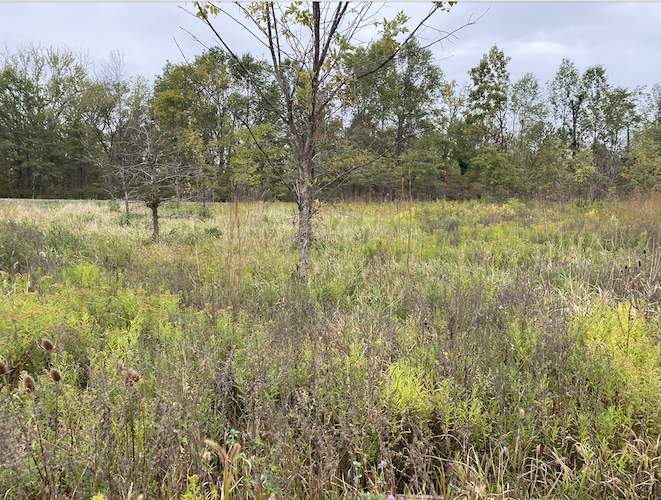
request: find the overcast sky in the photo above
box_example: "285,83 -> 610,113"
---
1,2 -> 660,93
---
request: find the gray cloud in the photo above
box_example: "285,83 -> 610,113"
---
431,2 -> 661,90
1,2 -> 659,92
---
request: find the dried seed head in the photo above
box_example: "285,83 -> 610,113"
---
50,368 -> 62,383
23,375 -> 35,392
228,442 -> 241,463
639,260 -> 642,267
204,439 -> 227,463
202,450 -> 211,465
41,338 -> 54,351
125,369 -> 140,387
519,408 -> 525,419
0,360 -> 7,376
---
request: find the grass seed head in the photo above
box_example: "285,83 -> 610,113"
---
204,439 -> 227,463
23,375 -> 35,392
228,442 -> 241,463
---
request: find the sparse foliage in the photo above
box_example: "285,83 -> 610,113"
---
192,1 -> 470,273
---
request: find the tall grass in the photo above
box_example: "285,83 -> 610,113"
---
1,195 -> 661,499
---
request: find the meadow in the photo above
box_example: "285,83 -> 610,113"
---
1,195 -> 661,499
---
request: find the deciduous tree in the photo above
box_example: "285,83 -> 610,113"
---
193,1 -> 471,273
82,52 -> 151,215
0,44 -> 98,196
466,45 -> 511,150
548,58 -> 585,154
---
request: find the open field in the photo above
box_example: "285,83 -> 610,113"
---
2,196 -> 661,499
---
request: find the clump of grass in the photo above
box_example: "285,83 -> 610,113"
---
0,220 -> 45,275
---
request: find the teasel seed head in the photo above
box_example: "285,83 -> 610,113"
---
23,375 -> 35,393
50,368 -> 62,383
0,360 -> 7,376
41,338 -> 54,351
125,369 -> 140,387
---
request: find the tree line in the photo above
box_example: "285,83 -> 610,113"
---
1,40 -> 661,204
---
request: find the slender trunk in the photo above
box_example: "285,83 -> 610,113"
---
297,154 -> 314,274
151,204 -> 160,239
145,193 -> 160,239
395,114 -> 405,158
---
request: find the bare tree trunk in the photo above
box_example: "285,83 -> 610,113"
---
151,204 -> 159,239
297,156 -> 315,274
395,114 -> 406,158
145,193 -> 160,239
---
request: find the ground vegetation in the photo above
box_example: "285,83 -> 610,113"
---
1,196 -> 661,498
